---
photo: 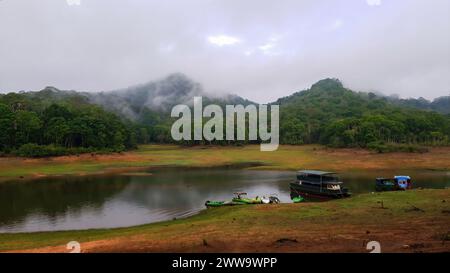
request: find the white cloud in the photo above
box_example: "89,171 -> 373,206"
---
207,35 -> 241,46
244,49 -> 254,56
330,19 -> 343,30
323,19 -> 345,32
366,0 -> 382,6
159,43 -> 175,53
66,0 -> 81,6
258,43 -> 275,52
258,36 -> 282,56
1,0 -> 448,103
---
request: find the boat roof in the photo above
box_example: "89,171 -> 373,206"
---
395,176 -> 411,180
297,170 -> 337,176
291,180 -> 343,184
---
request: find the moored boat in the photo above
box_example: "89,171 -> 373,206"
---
375,176 -> 412,191
290,170 -> 351,201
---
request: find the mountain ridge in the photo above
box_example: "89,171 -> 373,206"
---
4,75 -> 448,116
1,75 -> 448,152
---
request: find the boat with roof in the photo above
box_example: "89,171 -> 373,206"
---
375,176 -> 412,191
290,170 -> 352,201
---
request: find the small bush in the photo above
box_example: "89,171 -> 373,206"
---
14,144 -> 116,157
367,142 -> 429,153
15,144 -> 55,157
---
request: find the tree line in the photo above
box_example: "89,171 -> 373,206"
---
0,92 -> 148,157
277,79 -> 450,152
1,78 -> 449,157
138,79 -> 450,152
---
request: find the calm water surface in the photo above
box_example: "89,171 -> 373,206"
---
0,168 -> 448,233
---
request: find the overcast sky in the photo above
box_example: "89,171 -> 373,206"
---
0,0 -> 449,103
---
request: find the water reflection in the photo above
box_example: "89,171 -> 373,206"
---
0,169 -> 448,233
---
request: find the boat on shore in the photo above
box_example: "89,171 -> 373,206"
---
205,192 -> 280,208
375,176 -> 412,191
291,196 -> 305,203
290,170 -> 351,201
204,200 -> 245,207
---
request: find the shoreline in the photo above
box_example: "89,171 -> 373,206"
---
1,144 -> 449,252
1,189 -> 449,253
1,162 -> 448,184
1,144 -> 449,183
0,161 -> 269,184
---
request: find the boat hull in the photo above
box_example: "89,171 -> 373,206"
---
232,197 -> 263,204
290,183 -> 351,201
375,185 -> 402,192
205,201 -> 245,207
375,183 -> 411,192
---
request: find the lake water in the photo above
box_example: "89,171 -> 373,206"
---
0,168 -> 448,233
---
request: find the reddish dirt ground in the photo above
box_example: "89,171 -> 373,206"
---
9,216 -> 449,253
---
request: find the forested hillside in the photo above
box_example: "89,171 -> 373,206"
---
86,73 -> 253,144
0,76 -> 449,157
0,74 -> 254,156
277,79 -> 450,151
387,95 -> 450,114
0,91 -> 140,157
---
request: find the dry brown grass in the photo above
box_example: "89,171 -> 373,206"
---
1,145 -> 449,182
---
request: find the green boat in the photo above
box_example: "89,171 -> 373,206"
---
232,192 -> 269,204
232,194 -> 262,204
232,198 -> 263,204
205,200 -> 244,207
205,193 -> 281,208
292,196 -> 305,203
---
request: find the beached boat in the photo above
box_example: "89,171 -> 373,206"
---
205,193 -> 281,208
205,200 -> 244,207
375,176 -> 412,191
232,192 -> 263,204
232,192 -> 281,204
292,196 -> 305,203
290,170 -> 351,201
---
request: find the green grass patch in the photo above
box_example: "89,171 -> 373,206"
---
1,189 -> 448,252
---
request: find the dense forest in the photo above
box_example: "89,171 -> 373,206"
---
0,75 -> 449,157
0,92 -> 143,157
387,95 -> 450,114
277,79 -> 450,152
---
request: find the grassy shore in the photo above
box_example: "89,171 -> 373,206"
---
1,189 -> 449,253
1,145 -> 449,252
1,144 -> 449,182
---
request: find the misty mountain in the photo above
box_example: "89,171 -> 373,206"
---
87,73 -> 253,122
276,78 -> 450,114
2,73 -> 253,123
1,75 -> 449,151
384,95 -> 450,114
